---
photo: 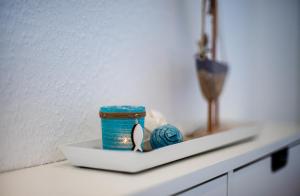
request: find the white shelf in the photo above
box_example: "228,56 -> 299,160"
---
0,122 -> 299,196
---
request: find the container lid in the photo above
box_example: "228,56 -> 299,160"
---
99,105 -> 146,119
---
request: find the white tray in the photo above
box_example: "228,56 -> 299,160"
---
61,125 -> 260,173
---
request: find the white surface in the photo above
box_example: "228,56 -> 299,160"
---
62,125 -> 259,172
178,175 -> 227,196
232,145 -> 300,196
0,123 -> 299,196
1,0 -> 300,172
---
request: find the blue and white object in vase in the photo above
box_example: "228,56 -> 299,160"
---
150,124 -> 183,149
99,105 -> 146,151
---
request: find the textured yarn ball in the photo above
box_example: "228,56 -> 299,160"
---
150,124 -> 183,149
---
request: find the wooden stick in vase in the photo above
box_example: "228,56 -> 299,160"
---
210,0 -> 219,129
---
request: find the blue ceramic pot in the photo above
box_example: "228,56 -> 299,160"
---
100,105 -> 145,150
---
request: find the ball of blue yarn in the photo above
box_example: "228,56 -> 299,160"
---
150,124 -> 183,149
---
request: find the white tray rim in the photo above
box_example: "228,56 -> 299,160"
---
61,125 -> 260,173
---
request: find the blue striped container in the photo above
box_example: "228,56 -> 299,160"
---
100,106 -> 145,151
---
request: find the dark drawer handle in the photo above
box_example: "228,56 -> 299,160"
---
271,147 -> 288,172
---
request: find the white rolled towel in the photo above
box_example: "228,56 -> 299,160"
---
143,109 -> 167,151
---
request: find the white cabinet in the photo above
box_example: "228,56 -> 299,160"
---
177,144 -> 300,196
178,175 -> 227,196
1,124 -> 299,196
175,145 -> 300,196
231,145 -> 300,196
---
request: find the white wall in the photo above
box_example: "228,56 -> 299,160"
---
0,0 -> 299,172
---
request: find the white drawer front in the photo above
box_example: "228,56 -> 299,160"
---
178,175 -> 227,196
232,144 -> 300,196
